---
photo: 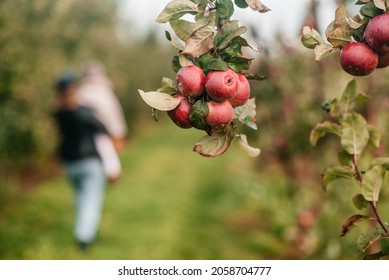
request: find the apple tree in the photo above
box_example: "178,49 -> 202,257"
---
302,0 -> 389,258
138,0 -> 270,158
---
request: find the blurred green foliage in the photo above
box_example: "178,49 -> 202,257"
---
1,0 -> 389,260
0,0 -> 175,169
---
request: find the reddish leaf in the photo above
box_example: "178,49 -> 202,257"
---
340,214 -> 369,237
193,131 -> 234,157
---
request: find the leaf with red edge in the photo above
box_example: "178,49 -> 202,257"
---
193,131 -> 234,157
183,26 -> 216,58
340,214 -> 369,237
245,0 -> 271,13
357,228 -> 389,252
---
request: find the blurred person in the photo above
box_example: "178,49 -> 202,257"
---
53,72 -> 109,251
77,60 -> 128,153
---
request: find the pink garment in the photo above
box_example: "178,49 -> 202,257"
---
78,74 -> 127,139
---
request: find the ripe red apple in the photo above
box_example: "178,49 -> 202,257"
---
205,68 -> 238,101
339,42 -> 378,76
365,14 -> 389,53
205,100 -> 234,127
228,73 -> 250,107
377,51 -> 389,68
176,65 -> 205,97
167,94 -> 192,129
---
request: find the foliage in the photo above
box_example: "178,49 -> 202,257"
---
310,78 -> 389,258
0,0 -> 121,167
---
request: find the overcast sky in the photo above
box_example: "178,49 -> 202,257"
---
118,0 -> 339,43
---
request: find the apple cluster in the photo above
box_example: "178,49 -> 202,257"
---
167,65 -> 250,133
340,14 -> 389,76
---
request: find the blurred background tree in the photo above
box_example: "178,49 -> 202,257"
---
0,0 -> 175,172
0,0 -> 388,259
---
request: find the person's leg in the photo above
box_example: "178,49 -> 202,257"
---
73,158 -> 106,247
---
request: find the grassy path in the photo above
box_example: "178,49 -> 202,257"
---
0,122 -> 265,259
2,121 -> 384,259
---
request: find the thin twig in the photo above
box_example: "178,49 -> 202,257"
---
352,155 -> 389,234
370,202 -> 389,235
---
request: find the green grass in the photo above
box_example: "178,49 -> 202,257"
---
1,120 -> 388,259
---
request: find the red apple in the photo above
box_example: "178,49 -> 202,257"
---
176,65 -> 205,97
339,42 -> 378,76
205,100 -> 234,127
228,73 -> 250,107
365,14 -> 389,53
167,94 -> 192,129
205,68 -> 238,101
377,51 -> 389,68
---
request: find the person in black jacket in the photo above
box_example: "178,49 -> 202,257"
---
53,72 -> 108,251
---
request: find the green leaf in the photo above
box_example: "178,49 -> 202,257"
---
215,20 -> 247,50
216,0 -> 234,19
138,90 -> 180,111
357,228 -> 389,252
194,11 -> 217,31
197,54 -> 228,72
340,113 -> 369,156
338,150 -> 353,167
224,41 -> 243,57
189,99 -> 209,131
310,121 -> 342,146
179,54 -> 194,67
170,19 -> 195,41
206,58 -> 228,72
321,98 -> 342,117
234,98 -> 257,130
194,0 -> 208,21
193,131 -> 234,157
301,26 -> 325,49
171,37 -> 185,51
339,79 -> 369,114
340,214 -> 369,237
227,56 -> 252,72
360,1 -> 384,18
165,30 -> 172,41
313,43 -> 334,61
157,77 -> 178,94
237,134 -> 261,157
234,0 -> 249,8
352,194 -> 369,210
197,53 -> 213,69
183,26 -> 216,58
172,55 -> 181,73
156,0 -> 198,23
362,165 -> 385,202
244,73 -> 267,81
367,125 -> 381,148
364,251 -> 389,260
369,157 -> 389,170
321,165 -> 355,191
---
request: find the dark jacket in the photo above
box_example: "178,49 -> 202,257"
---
54,106 -> 108,162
